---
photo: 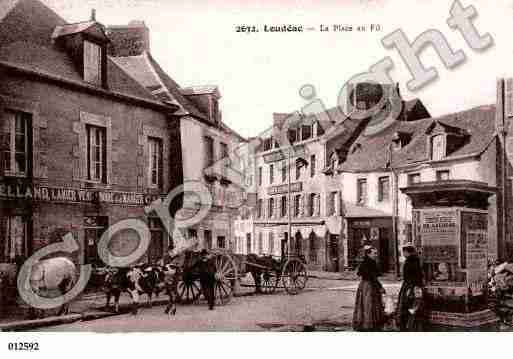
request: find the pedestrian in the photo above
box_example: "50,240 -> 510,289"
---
396,243 -> 424,331
352,245 -> 386,331
197,249 -> 216,310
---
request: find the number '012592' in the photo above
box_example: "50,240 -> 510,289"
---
8,342 -> 39,351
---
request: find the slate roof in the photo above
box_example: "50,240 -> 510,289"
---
337,104 -> 497,172
0,0 -> 172,107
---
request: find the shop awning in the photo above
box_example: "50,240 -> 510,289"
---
343,203 -> 391,218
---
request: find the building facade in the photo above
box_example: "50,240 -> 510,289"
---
107,22 -> 247,253
335,103 -> 501,272
0,0 -> 182,282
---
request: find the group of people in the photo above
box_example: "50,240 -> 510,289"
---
352,243 -> 424,331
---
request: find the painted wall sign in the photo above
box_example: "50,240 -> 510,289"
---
0,183 -> 161,206
263,151 -> 285,163
267,182 -> 302,195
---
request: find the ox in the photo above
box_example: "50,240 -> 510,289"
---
103,265 -> 170,315
28,257 -> 77,318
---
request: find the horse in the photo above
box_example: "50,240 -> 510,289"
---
28,257 -> 77,318
244,253 -> 281,294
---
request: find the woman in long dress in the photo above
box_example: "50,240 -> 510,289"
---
396,244 -> 424,331
353,246 -> 385,331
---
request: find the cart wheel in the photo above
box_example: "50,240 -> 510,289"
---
213,253 -> 238,305
261,270 -> 279,294
282,258 -> 308,295
177,272 -> 201,304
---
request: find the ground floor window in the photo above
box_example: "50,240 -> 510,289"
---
204,230 -> 212,250
147,217 -> 164,264
309,236 -> 317,263
0,215 -> 28,263
84,216 -> 108,267
269,232 -> 275,255
217,236 -> 226,249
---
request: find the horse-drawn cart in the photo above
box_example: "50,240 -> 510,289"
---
170,250 -> 308,306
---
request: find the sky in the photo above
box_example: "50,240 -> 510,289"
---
41,0 -> 513,138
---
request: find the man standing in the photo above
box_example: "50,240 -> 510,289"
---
396,243 -> 424,331
197,249 -> 217,310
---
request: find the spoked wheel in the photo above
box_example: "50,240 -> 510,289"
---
261,270 -> 279,294
282,258 -> 308,295
176,272 -> 201,304
213,253 -> 238,305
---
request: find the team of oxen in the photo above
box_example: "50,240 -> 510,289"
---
25,251 -> 288,318
27,257 -> 183,318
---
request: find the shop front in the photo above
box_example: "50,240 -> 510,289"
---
346,217 -> 394,272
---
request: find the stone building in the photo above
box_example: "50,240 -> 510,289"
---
335,101 -> 502,272
0,0 -> 183,281
107,21 -> 247,253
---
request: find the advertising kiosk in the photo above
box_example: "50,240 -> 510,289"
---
401,180 -> 499,331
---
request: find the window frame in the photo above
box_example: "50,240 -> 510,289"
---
356,178 -> 367,205
86,124 -> 107,183
269,164 -> 274,184
1,110 -> 31,177
204,136 -> 215,168
148,136 -> 163,189
310,154 -> 316,177
83,39 -> 102,86
378,176 -> 390,202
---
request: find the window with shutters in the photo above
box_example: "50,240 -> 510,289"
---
86,125 -> 107,183
269,198 -> 274,218
148,217 -> 164,264
310,154 -> 316,177
0,110 -> 31,177
378,176 -> 390,202
281,196 -> 287,218
431,134 -> 445,160
83,40 -> 102,85
357,179 -> 367,205
269,164 -> 274,184
294,194 -> 301,217
0,216 -> 28,263
148,137 -> 163,188
204,136 -> 215,167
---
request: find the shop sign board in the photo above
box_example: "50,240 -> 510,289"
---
0,182 -> 162,206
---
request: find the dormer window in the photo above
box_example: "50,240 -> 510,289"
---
84,40 -> 102,85
392,131 -> 411,150
431,134 -> 445,160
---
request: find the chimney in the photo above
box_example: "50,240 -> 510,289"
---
91,9 -> 96,21
106,20 -> 150,56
